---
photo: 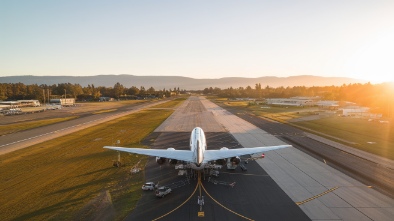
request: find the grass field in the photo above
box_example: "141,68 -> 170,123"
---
215,99 -> 394,160
293,116 -> 394,160
0,116 -> 78,136
70,100 -> 147,114
92,109 -> 118,114
151,97 -> 188,108
0,109 -> 174,221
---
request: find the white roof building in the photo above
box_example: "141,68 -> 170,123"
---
266,98 -> 315,106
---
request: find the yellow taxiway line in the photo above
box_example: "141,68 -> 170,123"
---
152,171 -> 255,220
296,187 -> 338,205
152,175 -> 199,221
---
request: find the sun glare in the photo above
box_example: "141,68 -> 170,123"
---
345,29 -> 394,83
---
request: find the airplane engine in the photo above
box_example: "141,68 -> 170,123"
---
156,157 -> 166,165
216,159 -> 226,165
230,156 -> 241,165
166,148 -> 177,164
216,147 -> 229,165
169,159 -> 178,165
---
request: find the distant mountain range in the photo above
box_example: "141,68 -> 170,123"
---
0,75 -> 366,90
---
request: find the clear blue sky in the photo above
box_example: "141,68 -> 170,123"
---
1,0 -> 394,83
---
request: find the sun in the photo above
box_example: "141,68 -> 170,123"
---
345,29 -> 394,83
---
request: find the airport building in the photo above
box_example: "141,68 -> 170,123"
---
99,97 -> 115,102
338,106 -> 382,118
18,100 -> 41,107
50,98 -> 75,106
0,100 -> 41,108
316,100 -> 340,109
266,97 -> 317,107
0,101 -> 21,108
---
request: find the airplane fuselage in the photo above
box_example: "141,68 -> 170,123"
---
104,127 -> 291,171
189,127 -> 207,170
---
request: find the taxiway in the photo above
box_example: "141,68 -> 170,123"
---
126,96 -> 394,221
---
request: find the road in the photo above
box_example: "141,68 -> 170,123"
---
0,100 -> 168,155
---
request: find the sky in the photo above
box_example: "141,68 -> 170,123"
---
1,0 -> 394,83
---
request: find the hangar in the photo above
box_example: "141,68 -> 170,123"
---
50,98 -> 75,106
266,97 -> 316,106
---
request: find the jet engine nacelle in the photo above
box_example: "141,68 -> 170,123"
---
156,157 -> 166,165
230,156 -> 241,165
156,148 -> 178,165
169,159 -> 178,165
216,147 -> 229,165
166,148 -> 178,164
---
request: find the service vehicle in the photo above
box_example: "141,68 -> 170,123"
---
142,182 -> 157,190
155,186 -> 172,198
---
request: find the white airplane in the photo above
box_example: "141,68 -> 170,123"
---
104,127 -> 291,170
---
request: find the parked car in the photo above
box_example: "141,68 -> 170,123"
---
142,182 -> 157,190
155,186 -> 172,198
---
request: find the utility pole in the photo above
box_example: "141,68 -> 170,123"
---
47,89 -> 50,105
43,89 -> 45,104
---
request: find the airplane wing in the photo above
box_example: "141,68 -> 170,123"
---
203,145 -> 291,162
104,146 -> 195,162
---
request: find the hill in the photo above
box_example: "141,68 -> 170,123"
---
0,75 -> 366,90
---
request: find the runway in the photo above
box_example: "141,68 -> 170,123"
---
126,96 -> 394,221
126,132 -> 309,221
126,96 -> 309,221
0,100 -> 168,155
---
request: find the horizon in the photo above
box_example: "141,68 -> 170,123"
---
1,1 -> 394,84
0,74 -> 368,81
1,75 -> 372,90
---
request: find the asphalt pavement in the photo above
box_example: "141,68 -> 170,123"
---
126,132 -> 310,221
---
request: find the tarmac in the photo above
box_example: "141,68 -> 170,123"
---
127,132 -> 309,221
201,96 -> 394,221
135,97 -> 394,221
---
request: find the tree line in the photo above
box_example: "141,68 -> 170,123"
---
202,82 -> 394,117
0,82 -> 184,102
1,81 -> 393,117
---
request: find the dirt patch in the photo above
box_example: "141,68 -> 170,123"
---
73,190 -> 116,221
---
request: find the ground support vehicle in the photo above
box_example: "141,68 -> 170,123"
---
155,186 -> 172,198
142,182 -> 157,190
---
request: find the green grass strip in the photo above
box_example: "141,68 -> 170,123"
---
0,109 -> 173,221
151,97 -> 188,108
214,99 -> 394,160
0,116 -> 79,136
